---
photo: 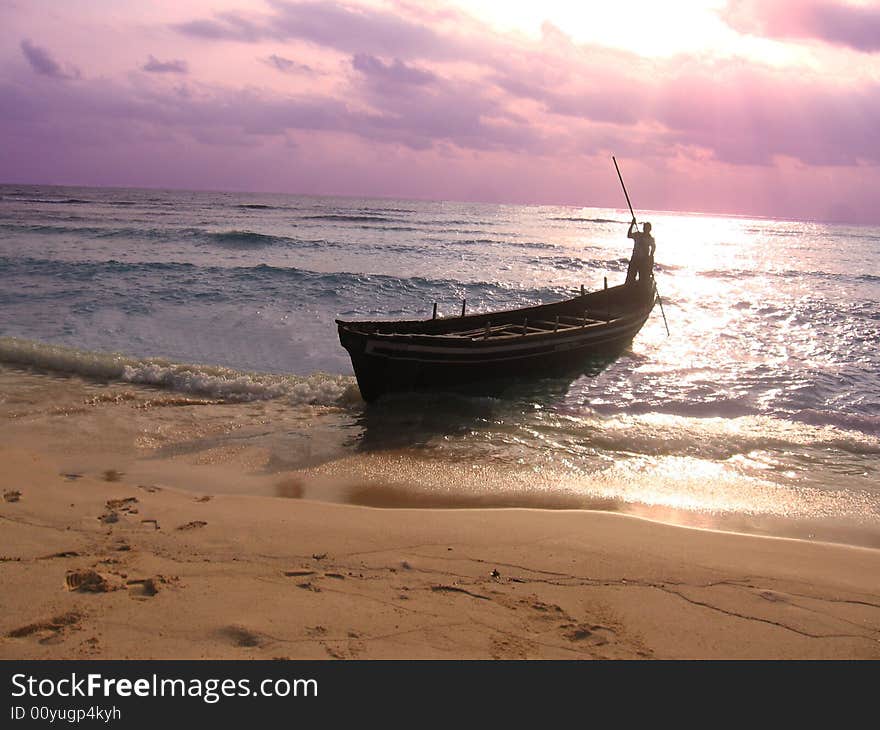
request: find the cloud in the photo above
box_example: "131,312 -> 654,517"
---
490,42 -> 880,167
174,11 -> 269,43
176,0 -> 471,60
5,0 -> 880,222
20,39 -> 80,80
351,54 -> 436,85
721,0 -> 880,52
142,55 -> 189,74
491,73 -> 639,126
262,53 -> 315,74
343,51 -> 543,152
0,63 -> 543,157
653,69 -> 880,165
11,8 -> 880,170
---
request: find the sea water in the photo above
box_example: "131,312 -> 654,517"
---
1,184 -> 878,542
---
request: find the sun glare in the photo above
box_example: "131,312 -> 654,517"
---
450,0 -> 805,64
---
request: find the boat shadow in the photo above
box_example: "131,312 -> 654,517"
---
348,354 -> 619,453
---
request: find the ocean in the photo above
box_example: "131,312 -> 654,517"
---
1,184 -> 878,544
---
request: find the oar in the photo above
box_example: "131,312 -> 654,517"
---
613,155 -> 670,337
612,155 -> 636,224
654,281 -> 671,337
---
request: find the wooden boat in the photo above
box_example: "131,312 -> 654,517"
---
336,270 -> 657,402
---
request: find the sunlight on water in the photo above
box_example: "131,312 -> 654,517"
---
1,186 -> 878,543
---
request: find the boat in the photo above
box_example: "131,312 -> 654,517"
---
337,160 -> 662,402
336,270 -> 657,403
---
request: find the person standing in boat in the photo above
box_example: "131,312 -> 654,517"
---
626,219 -> 655,285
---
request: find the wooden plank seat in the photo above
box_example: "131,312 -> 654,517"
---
372,313 -> 608,340
557,314 -> 605,325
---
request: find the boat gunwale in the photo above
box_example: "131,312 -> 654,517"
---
335,281 -> 650,334
360,318 -> 651,360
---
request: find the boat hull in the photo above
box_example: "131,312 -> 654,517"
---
337,280 -> 655,402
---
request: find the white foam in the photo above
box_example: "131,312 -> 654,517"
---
0,336 -> 359,405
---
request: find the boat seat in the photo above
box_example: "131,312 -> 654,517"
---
557,314 -> 604,325
450,322 -> 520,338
371,315 -> 606,340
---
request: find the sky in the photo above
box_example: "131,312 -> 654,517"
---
1,0 -> 879,222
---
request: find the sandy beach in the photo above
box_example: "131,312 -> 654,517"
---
1,366 -> 879,660
4,0 -> 880,669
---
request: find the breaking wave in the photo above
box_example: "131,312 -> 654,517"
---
0,255 -> 572,306
550,216 -> 622,224
702,268 -> 880,284
0,336 -> 360,406
206,230 -> 288,247
15,197 -> 93,205
301,214 -> 402,223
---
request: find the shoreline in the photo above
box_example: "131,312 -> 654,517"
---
2,445 -> 879,659
1,368 -> 879,658
1,359 -> 877,551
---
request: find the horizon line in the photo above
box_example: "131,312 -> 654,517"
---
0,179 -> 875,228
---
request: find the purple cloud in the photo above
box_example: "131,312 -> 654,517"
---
0,64 -> 543,157
491,48 -> 880,167
4,2 -> 880,221
174,11 -> 268,43
655,69 -> 880,166
142,55 -> 189,74
20,39 -> 80,80
8,24 -> 880,170
491,73 -> 639,126
343,51 -> 541,153
351,54 -> 436,85
176,0 -> 470,60
263,54 -> 315,74
722,0 -> 880,52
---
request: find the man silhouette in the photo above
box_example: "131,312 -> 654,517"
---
625,220 -> 655,285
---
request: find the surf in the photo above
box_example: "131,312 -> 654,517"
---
0,336 -> 359,406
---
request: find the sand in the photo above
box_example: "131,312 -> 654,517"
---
1,367 -> 879,659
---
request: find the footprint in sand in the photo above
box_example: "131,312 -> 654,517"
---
3,490 -> 22,503
106,497 -> 138,514
65,569 -> 124,593
491,636 -> 528,659
126,577 -> 161,599
38,550 -> 80,559
322,644 -> 347,659
561,623 -> 616,647
217,625 -> 266,648
521,598 -> 566,618
176,521 -> 207,531
7,611 -> 82,644
759,590 -> 787,603
102,470 -> 124,482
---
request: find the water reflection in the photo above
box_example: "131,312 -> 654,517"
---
350,355 -> 620,453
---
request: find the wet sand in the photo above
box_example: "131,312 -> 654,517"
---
1,367 -> 879,659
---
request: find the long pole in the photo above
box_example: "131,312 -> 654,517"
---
654,281 -> 670,337
613,156 -> 670,337
613,155 -> 636,223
